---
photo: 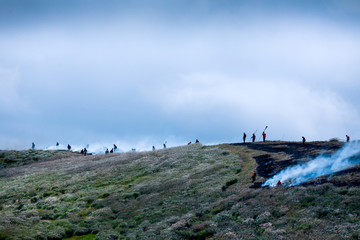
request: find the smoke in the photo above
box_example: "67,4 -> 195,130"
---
43,138 -> 186,155
263,141 -> 360,187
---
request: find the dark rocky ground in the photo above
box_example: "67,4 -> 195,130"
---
232,141 -> 360,188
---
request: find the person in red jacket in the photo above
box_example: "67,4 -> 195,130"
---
252,171 -> 256,182
277,180 -> 282,186
262,131 -> 266,142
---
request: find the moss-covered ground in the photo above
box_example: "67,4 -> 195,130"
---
0,143 -> 359,239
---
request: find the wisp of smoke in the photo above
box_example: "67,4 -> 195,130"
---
262,141 -> 360,187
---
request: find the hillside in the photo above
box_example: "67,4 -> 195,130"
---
0,142 -> 359,240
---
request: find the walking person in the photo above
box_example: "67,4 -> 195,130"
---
251,171 -> 256,182
262,131 -> 266,142
251,133 -> 256,143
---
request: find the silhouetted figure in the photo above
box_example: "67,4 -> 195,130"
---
105,148 -> 109,154
67,144 -> 71,151
252,171 -> 256,182
56,142 -> 59,146
32,142 -> 35,149
152,146 -> 155,151
346,135 -> 350,142
163,143 -> 166,149
187,142 -> 192,145
195,139 -> 200,143
251,133 -> 256,143
110,148 -> 114,153
277,180 -> 282,186
262,131 -> 266,142
243,133 -> 246,143
114,144 -> 117,151
81,148 -> 87,155
302,136 -> 306,145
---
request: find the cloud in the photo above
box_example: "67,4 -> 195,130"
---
0,1 -> 360,148
0,67 -> 28,113
143,73 -> 360,141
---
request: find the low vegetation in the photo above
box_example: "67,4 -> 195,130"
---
0,142 -> 359,239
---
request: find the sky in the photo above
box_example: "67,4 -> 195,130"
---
1,0 -> 360,151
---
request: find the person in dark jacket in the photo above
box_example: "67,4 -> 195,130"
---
243,133 -> 246,143
251,133 -> 256,143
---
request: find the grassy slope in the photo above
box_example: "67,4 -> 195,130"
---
0,143 -> 359,240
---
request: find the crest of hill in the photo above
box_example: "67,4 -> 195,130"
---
0,142 -> 359,239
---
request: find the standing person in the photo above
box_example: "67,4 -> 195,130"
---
67,144 -> 71,151
152,146 -> 155,151
32,142 -> 35,149
163,143 -> 166,149
302,136 -> 306,145
243,133 -> 247,143
251,171 -> 256,182
113,144 -> 118,151
346,135 -> 350,142
251,133 -> 256,143
262,131 -> 266,142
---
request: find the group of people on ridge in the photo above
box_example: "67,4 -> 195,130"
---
243,127 -> 268,143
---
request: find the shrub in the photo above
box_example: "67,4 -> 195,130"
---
123,192 -> 140,199
226,178 -> 238,187
271,210 -> 285,218
296,223 -> 312,231
100,192 -> 110,198
222,178 -> 238,191
316,209 -> 330,219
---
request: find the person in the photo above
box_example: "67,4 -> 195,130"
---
152,146 -> 155,151
67,144 -> 71,151
243,133 -> 246,143
252,171 -> 256,182
114,144 -> 118,151
56,142 -> 59,146
195,139 -> 200,143
346,135 -> 350,142
105,148 -> 109,154
277,180 -> 282,186
262,131 -> 266,142
251,133 -> 256,143
32,142 -> 35,149
81,149 -> 84,155
302,136 -> 306,145
84,148 -> 87,155
187,142 -> 192,145
163,143 -> 166,149
110,148 -> 114,153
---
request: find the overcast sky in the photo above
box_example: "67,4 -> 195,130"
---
1,0 -> 360,151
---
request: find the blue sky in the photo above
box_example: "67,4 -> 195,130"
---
1,0 -> 360,151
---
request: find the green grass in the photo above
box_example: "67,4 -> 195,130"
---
0,144 -> 359,239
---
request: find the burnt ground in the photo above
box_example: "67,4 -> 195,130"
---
231,141 -> 360,188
